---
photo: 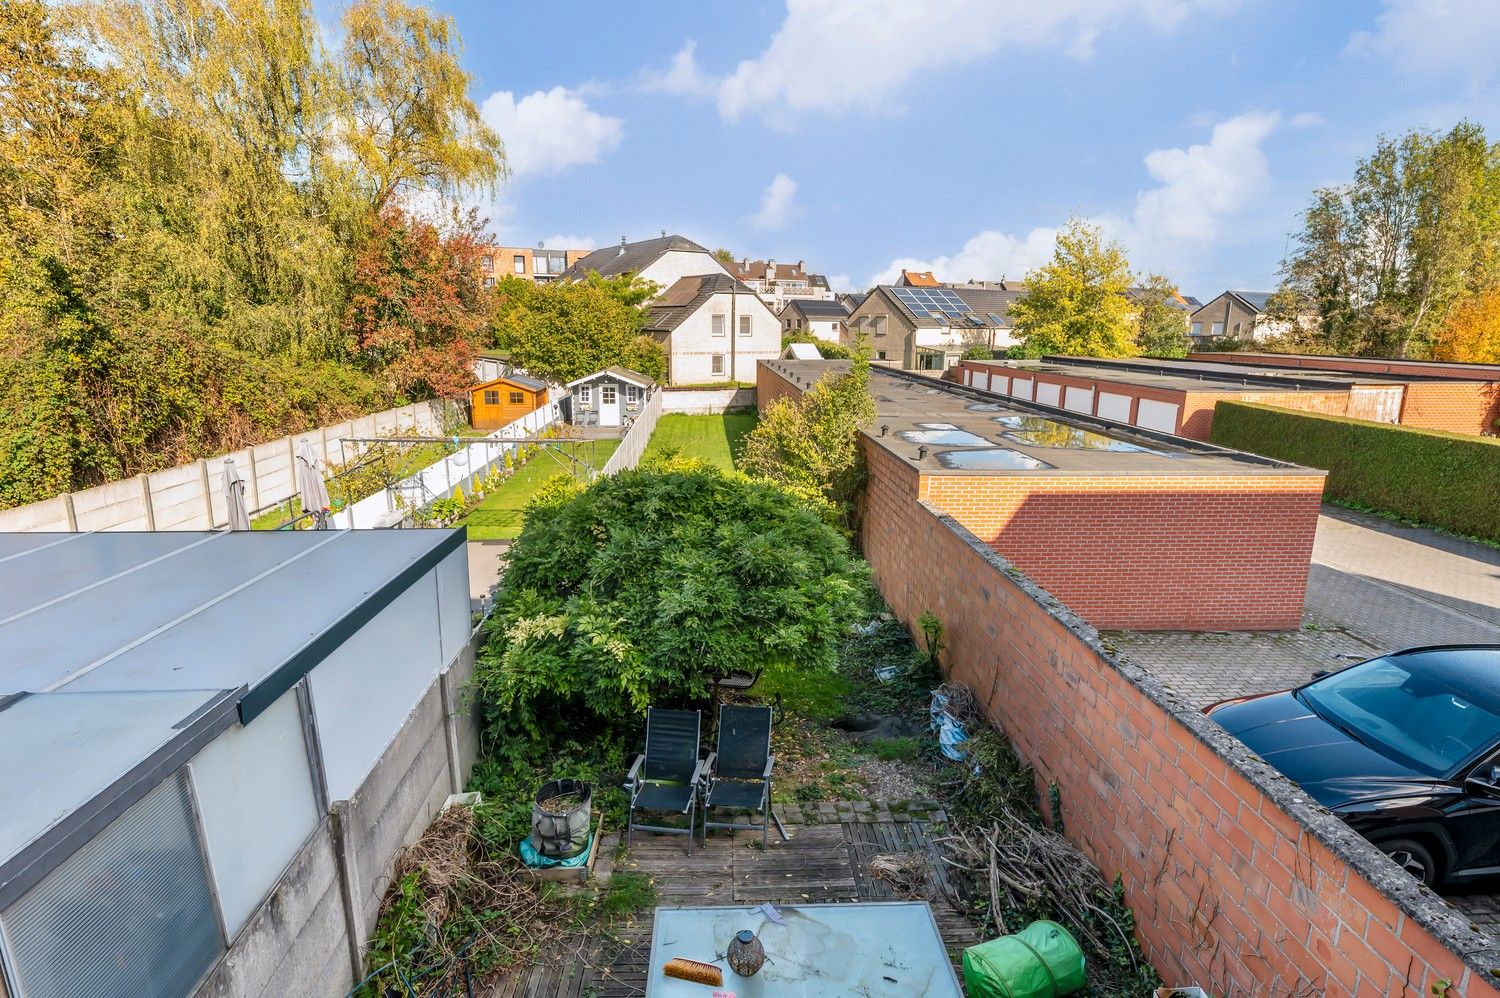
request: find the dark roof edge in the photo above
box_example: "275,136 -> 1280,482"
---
1031,355 -> 1373,392
0,685 -> 243,909
236,528 -> 466,724
920,505 -> 1500,980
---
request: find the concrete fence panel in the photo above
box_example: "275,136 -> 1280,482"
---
661,387 -> 757,414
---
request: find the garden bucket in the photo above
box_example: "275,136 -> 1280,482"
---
962,920 -> 1087,998
530,779 -> 592,858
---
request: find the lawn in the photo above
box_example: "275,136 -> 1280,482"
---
640,412 -> 758,470
461,439 -> 619,541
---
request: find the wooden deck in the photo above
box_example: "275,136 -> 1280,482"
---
488,816 -> 980,997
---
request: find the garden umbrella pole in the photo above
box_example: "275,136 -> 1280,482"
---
222,458 -> 251,531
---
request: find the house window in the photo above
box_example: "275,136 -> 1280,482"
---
711,314 -> 726,337
513,254 -> 525,274
1211,322 -> 1224,336
578,386 -> 592,405
877,351 -> 887,360
1191,322 -> 1202,337
711,354 -> 725,376
625,385 -> 641,404
1232,322 -> 1242,336
601,385 -> 617,405
739,314 -> 752,337
483,277 -> 495,289
508,391 -> 525,404
784,318 -> 791,330
480,256 -> 493,272
483,390 -> 499,405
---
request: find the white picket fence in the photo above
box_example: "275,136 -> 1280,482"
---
0,400 -> 456,533
601,388 -> 664,476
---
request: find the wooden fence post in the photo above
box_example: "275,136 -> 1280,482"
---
198,459 -> 214,528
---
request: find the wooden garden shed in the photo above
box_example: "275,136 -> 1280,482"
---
470,372 -> 548,430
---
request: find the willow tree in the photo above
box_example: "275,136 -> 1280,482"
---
341,0 -> 506,211
1009,218 -> 1137,358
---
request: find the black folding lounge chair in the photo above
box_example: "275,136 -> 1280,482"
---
624,708 -> 705,853
701,704 -> 775,847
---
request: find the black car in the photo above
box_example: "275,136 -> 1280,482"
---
1207,645 -> 1500,888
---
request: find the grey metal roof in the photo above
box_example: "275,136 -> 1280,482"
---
788,299 -> 851,318
559,234 -> 714,281
0,529 -> 463,717
1230,290 -> 1277,312
873,285 -> 1017,328
950,287 -> 1021,322
476,371 -> 546,392
643,273 -> 762,332
566,366 -> 656,389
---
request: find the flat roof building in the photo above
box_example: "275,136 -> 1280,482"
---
759,360 -> 1327,630
0,529 -> 475,997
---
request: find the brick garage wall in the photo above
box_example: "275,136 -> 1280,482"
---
756,360 -> 802,409
1181,389 -> 1352,440
878,444 -> 1324,630
861,479 -> 1500,996
1401,382 -> 1500,435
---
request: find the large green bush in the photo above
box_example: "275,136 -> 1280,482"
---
472,464 -> 870,745
1209,401 -> 1500,540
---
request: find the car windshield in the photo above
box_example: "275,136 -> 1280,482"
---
1300,656 -> 1500,778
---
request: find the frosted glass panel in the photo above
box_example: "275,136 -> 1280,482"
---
189,688 -> 317,938
2,772 -> 222,998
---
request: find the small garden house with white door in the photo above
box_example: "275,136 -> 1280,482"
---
566,367 -> 655,427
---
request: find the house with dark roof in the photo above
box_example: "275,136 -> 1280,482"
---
559,234 -> 729,290
843,284 -> 1020,370
780,297 -> 851,344
642,274 -> 780,384
728,258 -> 836,309
1190,290 -> 1313,344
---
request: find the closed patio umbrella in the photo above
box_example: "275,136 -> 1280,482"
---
221,458 -> 251,531
295,439 -> 331,530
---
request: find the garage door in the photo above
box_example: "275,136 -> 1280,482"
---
964,368 -> 977,386
986,372 -> 1008,394
1096,392 -> 1131,422
1063,386 -> 1094,414
1135,399 -> 1180,433
1035,382 -> 1062,407
1010,378 -> 1033,400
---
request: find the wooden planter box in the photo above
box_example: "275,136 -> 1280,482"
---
528,812 -> 604,884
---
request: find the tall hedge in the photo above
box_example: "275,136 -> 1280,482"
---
1210,401 -> 1500,541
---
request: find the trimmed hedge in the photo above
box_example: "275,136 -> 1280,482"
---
1210,401 -> 1500,542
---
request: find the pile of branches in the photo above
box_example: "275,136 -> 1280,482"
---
358,805 -> 565,996
929,684 -> 1160,995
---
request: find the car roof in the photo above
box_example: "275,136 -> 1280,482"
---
1385,646 -> 1500,707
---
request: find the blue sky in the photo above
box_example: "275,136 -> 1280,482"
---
358,1 -> 1500,299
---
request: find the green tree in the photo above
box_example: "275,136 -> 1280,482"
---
738,345 -> 876,529
1009,218 -> 1137,358
712,248 -> 737,267
340,0 -> 506,210
1133,274 -> 1191,357
495,274 -> 666,383
1278,122 -> 1500,357
472,466 -> 869,741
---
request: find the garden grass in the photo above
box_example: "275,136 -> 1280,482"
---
461,439 -> 619,541
641,413 -> 758,470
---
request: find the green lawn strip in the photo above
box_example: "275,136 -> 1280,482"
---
640,413 -> 758,470
461,439 -> 620,541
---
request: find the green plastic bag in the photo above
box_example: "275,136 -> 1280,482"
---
962,920 -> 1087,998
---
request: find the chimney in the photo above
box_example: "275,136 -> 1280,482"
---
661,229 -> 667,238
768,259 -> 777,280
618,235 -> 627,256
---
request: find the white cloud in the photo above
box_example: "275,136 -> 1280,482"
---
826,273 -> 853,292
749,173 -> 800,231
540,234 -> 595,249
717,0 -> 1231,121
641,41 -> 714,97
869,112 -> 1279,285
869,228 -> 1059,286
1350,0 -> 1500,87
480,87 -> 623,179
1289,111 -> 1326,128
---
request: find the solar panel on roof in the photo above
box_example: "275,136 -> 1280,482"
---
893,286 -> 971,320
989,313 -> 1004,325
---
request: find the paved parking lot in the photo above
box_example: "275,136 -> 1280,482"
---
1106,506 -> 1500,929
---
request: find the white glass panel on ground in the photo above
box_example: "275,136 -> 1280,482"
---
1,772 -> 223,998
1095,392 -> 1132,422
188,688 -> 318,939
308,569 -> 444,800
1009,378 -> 1033,400
1135,398 -> 1181,433
1062,386 -> 1094,414
434,546 -> 472,667
1035,382 -> 1062,407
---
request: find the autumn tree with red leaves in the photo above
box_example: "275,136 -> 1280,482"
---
344,206 -> 491,401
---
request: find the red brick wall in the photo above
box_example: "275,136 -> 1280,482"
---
912,458 -> 1324,629
1401,382 -> 1500,435
862,475 -> 1500,997
756,361 -> 801,409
